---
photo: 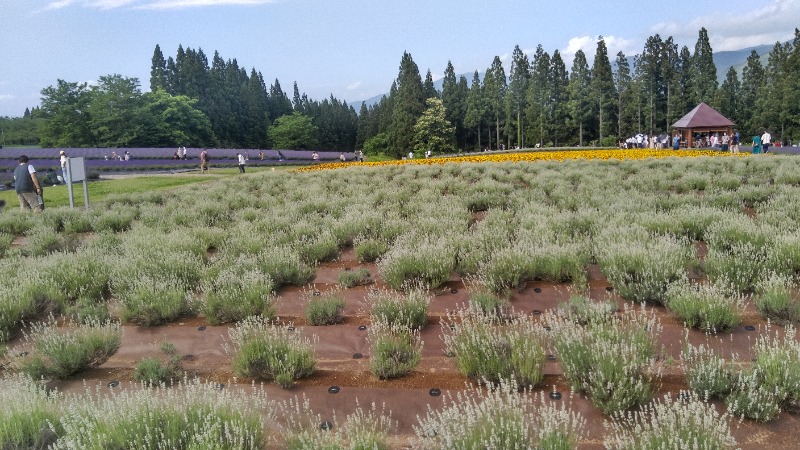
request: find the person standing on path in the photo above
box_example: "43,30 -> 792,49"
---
672,134 -> 681,150
237,153 -> 246,173
731,130 -> 740,153
200,149 -> 210,172
752,133 -> 762,154
14,155 -> 43,211
59,150 -> 69,184
761,129 -> 772,153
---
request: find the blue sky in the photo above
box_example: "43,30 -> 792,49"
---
1,0 -> 798,117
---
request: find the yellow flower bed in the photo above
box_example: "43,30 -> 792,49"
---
296,148 -> 748,172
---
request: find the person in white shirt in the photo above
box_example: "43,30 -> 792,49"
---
761,129 -> 772,153
237,153 -> 246,173
59,150 -> 69,184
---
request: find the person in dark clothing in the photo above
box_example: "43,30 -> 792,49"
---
14,155 -> 43,211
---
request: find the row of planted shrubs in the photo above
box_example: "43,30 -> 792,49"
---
4,156 -> 800,343
0,372 -> 743,450
7,295 -> 797,424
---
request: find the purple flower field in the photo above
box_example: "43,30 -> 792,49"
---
0,148 -> 355,172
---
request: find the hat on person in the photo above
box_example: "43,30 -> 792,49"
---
59,150 -> 65,155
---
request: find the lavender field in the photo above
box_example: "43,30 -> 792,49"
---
0,148 -> 354,172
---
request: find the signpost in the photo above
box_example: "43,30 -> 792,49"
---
65,157 -> 90,208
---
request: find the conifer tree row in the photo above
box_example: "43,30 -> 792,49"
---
14,27 -> 800,151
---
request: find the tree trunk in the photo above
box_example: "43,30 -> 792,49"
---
579,122 -> 583,147
495,117 -> 500,150
598,98 -> 603,143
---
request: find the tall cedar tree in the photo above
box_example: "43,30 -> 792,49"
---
615,51 -> 636,139
759,42 -> 791,139
356,102 -> 370,149
464,71 -> 486,150
666,46 -> 693,129
508,45 -> 530,148
423,70 -> 438,100
661,37 -> 680,126
715,67 -> 741,127
389,52 -> 425,158
591,37 -> 617,143
740,50 -> 765,134
568,50 -> 591,146
549,50 -> 570,146
691,28 -> 718,105
150,44 -> 167,92
441,61 -> 468,150
526,45 -> 551,147
484,56 -> 507,149
635,35 -> 665,135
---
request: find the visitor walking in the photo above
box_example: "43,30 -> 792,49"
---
237,153 -> 246,173
14,155 -> 43,212
672,134 -> 681,150
200,149 -> 210,172
752,133 -> 762,154
731,130 -> 740,153
761,129 -> 772,153
59,150 -> 69,184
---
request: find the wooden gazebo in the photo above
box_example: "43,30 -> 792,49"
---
671,103 -> 735,148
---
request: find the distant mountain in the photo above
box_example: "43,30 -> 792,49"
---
713,43 -> 773,81
351,43 -> 776,112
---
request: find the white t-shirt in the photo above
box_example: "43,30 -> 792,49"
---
762,132 -> 771,144
238,154 -> 246,165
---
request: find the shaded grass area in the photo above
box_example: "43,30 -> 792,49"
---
0,174 -> 216,208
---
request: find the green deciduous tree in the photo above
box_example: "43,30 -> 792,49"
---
269,112 -> 319,149
138,90 -> 215,147
39,79 -> 96,147
413,97 -> 455,155
88,74 -> 144,147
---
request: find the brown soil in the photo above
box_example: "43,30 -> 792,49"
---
5,246 -> 800,448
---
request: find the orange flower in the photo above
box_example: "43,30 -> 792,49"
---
295,149 -> 747,173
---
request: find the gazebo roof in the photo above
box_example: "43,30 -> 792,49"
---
672,103 -> 735,129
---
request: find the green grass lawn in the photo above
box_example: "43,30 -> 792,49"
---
0,174 -> 216,209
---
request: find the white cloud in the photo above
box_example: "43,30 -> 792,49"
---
44,0 -> 76,10
40,0 -> 274,11
90,0 -> 138,9
0,94 -> 15,102
136,0 -> 274,10
346,81 -> 362,91
560,35 -> 637,64
651,0 -> 799,51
